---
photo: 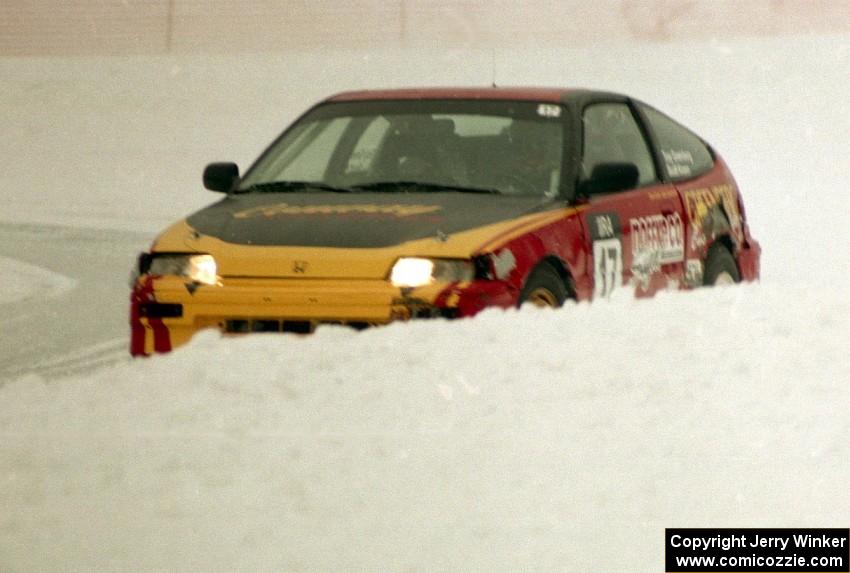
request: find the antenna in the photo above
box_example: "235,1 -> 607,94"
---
491,48 -> 497,88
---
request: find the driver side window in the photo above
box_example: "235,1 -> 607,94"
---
582,103 -> 656,188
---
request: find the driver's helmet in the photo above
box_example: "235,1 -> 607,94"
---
388,116 -> 459,183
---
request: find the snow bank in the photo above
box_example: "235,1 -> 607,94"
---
0,255 -> 77,305
2,284 -> 848,571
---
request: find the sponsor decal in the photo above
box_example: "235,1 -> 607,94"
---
588,213 -> 622,299
685,258 -> 704,287
684,184 -> 742,251
629,212 -> 684,291
233,203 -> 443,219
631,213 -> 685,265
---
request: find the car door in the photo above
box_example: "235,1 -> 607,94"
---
578,101 -> 686,299
637,103 -> 741,287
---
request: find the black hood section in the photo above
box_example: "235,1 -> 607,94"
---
186,192 -> 556,248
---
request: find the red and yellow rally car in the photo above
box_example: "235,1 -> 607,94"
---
130,87 -> 760,355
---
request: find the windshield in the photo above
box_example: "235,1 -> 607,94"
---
239,100 -> 566,197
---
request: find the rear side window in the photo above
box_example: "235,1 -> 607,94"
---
582,103 -> 657,187
641,105 -> 714,180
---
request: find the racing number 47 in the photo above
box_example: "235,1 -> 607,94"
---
593,238 -> 622,298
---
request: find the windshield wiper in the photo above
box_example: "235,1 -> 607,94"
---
239,180 -> 353,194
351,181 -> 501,194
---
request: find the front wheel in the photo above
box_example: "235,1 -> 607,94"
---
703,244 -> 740,286
519,263 -> 569,308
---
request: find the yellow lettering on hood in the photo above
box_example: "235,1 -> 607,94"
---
234,203 -> 442,219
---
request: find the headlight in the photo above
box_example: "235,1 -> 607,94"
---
147,254 -> 219,285
389,257 -> 474,287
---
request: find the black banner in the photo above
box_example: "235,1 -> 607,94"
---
666,528 -> 849,572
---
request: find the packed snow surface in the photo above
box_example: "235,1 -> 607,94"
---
2,30 -> 850,572
0,255 -> 77,305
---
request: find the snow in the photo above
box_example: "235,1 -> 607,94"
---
0,255 -> 77,305
2,29 -> 850,572
2,286 -> 849,570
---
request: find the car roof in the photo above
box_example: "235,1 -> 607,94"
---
327,87 -> 586,103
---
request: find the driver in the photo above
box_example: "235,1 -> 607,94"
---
389,116 -> 466,186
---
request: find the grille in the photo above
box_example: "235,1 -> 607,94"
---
222,319 -> 380,334
224,319 -> 312,334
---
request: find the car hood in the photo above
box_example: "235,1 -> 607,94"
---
154,192 -> 567,279
184,192 -> 552,247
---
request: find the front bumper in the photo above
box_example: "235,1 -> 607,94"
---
130,275 -> 514,356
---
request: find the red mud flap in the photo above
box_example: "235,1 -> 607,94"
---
737,240 -> 761,282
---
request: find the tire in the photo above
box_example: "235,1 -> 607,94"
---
703,243 -> 740,286
518,263 -> 569,308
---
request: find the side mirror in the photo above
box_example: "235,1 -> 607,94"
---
203,162 -> 239,192
579,162 -> 639,195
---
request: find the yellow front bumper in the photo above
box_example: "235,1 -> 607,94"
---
131,276 -> 448,355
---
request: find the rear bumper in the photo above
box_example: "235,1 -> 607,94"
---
130,275 -> 514,356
